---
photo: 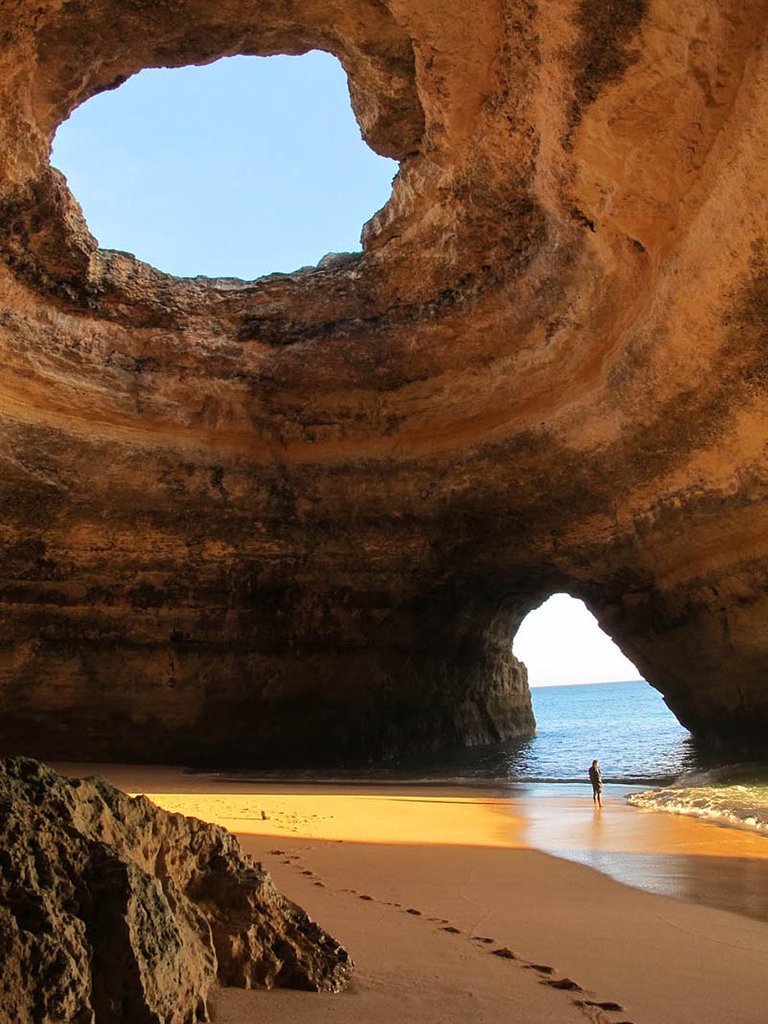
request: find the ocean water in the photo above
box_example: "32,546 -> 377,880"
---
525,679 -> 698,784
367,679 -> 702,786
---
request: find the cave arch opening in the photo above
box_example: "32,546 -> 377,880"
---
50,51 -> 399,280
510,593 -> 696,783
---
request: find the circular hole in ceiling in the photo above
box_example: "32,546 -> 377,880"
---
51,51 -> 398,280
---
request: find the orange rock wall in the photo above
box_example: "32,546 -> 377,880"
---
0,0 -> 766,762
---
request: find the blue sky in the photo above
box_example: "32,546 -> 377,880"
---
52,54 -> 641,687
52,52 -> 398,279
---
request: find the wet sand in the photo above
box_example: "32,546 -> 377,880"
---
54,764 -> 768,1024
521,782 -> 768,922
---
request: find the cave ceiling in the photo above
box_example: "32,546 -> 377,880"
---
0,0 -> 766,763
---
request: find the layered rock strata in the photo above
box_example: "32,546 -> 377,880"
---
0,0 -> 766,761
0,757 -> 351,1024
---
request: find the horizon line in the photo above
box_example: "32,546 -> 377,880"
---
529,677 -> 646,689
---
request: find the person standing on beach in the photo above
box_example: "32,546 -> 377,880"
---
589,759 -> 603,807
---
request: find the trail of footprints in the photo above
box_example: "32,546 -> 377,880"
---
267,849 -> 636,1024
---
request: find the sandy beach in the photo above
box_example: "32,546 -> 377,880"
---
53,764 -> 768,1024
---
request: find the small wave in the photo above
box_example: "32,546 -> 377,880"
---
628,778 -> 768,836
668,762 -> 768,789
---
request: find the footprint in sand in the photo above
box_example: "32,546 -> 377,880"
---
543,978 -> 583,992
575,1000 -> 624,1012
289,875 -> 619,1016
490,947 -> 518,960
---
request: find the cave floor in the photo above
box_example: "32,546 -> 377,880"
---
52,764 -> 768,1024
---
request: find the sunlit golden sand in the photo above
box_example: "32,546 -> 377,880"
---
128,790 -> 525,847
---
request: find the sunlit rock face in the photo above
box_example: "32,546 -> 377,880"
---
0,0 -> 766,763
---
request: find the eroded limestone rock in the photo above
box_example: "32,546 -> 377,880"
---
0,0 -> 766,760
0,758 -> 351,1024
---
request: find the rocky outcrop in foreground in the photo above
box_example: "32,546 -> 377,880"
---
0,758 -> 351,1023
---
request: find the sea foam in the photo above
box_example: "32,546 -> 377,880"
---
628,764 -> 768,836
